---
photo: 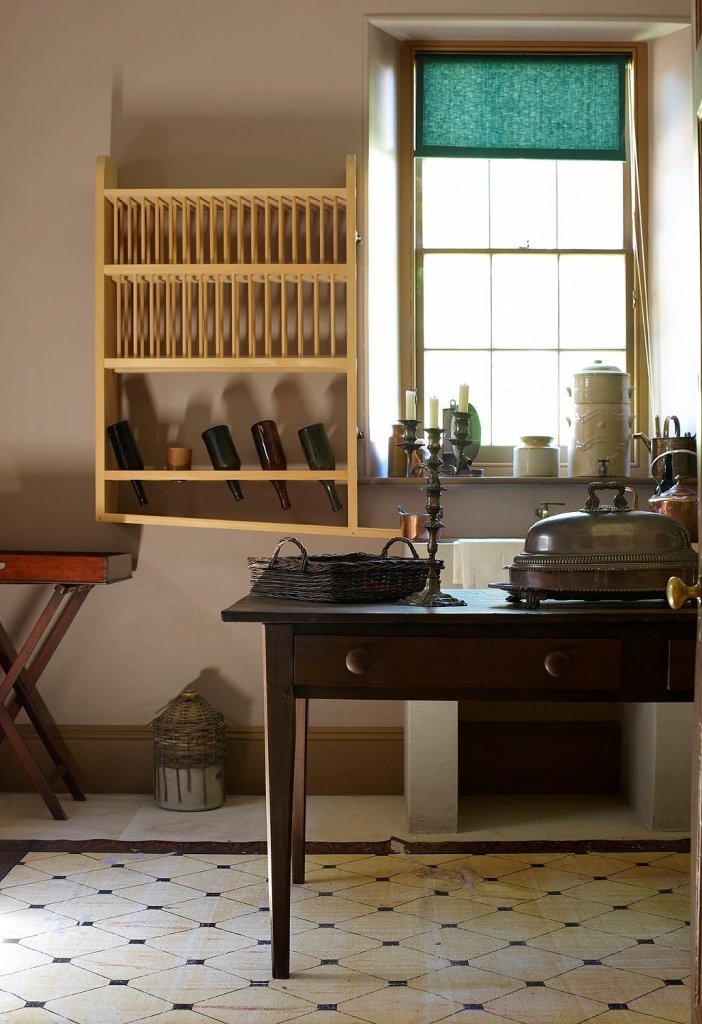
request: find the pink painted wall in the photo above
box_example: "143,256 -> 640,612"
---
0,0 -> 691,733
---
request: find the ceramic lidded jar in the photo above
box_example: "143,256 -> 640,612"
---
567,360 -> 634,477
513,436 -> 560,477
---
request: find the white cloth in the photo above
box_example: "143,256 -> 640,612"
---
452,538 -> 523,589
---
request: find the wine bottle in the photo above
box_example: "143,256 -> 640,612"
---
201,425 -> 244,501
251,420 -> 291,510
298,422 -> 343,512
106,421 -> 148,506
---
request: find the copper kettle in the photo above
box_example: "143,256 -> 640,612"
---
648,474 -> 698,542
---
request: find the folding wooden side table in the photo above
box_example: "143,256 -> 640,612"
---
0,552 -> 132,819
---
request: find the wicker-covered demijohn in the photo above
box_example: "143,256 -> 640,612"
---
152,690 -> 226,811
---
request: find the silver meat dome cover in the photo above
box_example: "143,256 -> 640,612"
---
491,481 -> 697,607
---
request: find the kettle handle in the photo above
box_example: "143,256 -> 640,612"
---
664,415 -> 681,438
650,449 -> 694,470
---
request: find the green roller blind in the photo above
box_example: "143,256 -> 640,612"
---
416,53 -> 628,160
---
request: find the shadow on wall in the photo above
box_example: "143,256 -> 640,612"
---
178,666 -> 252,726
123,374 -> 347,470
0,467 -> 141,558
109,73 -> 358,189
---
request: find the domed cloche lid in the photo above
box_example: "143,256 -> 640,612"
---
519,481 -> 695,561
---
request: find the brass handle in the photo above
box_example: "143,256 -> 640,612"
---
667,576 -> 702,608
345,648 -> 371,674
0,562 -> 5,571
544,651 -> 570,677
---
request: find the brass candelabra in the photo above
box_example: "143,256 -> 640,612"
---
397,423 -> 466,607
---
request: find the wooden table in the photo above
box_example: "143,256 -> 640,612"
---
222,589 -> 697,978
0,551 -> 132,819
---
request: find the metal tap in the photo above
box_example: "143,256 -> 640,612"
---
535,502 -> 565,520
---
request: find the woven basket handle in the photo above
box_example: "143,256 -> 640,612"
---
269,536 -> 309,572
380,536 -> 420,560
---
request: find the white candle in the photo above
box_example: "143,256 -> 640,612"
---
405,390 -> 416,420
429,396 -> 439,428
458,384 -> 470,413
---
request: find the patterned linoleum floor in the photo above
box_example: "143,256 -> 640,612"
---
0,847 -> 691,1024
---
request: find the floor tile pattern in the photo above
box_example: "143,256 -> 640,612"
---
0,849 -> 690,1023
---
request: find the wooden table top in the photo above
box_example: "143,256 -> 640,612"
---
222,589 -> 698,628
0,552 -> 132,585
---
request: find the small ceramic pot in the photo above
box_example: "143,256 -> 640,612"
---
513,436 -> 560,477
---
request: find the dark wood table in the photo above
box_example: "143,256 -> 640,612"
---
0,552 -> 132,819
222,589 -> 697,978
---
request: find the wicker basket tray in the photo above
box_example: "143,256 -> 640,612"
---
248,536 -> 439,603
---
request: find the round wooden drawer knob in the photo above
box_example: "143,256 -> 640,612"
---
345,648 -> 371,674
544,650 -> 570,677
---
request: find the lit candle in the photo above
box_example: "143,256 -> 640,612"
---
429,396 -> 439,428
458,384 -> 470,413
405,390 -> 416,420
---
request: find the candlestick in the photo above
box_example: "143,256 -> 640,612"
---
429,396 -> 439,428
449,407 -> 473,475
458,384 -> 469,413
448,401 -> 483,476
397,419 -> 424,476
398,425 -> 466,607
405,390 -> 416,420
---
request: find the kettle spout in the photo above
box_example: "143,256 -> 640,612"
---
633,431 -> 652,452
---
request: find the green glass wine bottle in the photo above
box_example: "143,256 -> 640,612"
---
298,423 -> 343,512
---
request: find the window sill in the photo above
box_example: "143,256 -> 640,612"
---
361,475 -> 652,486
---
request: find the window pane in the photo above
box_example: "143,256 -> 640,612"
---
492,351 -> 558,445
557,161 -> 624,249
559,349 -> 627,445
424,350 -> 492,442
490,160 -> 557,249
423,254 -> 490,349
492,254 -> 558,349
559,255 -> 626,349
421,159 -> 490,249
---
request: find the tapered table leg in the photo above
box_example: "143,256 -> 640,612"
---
292,697 -> 308,884
263,625 -> 295,979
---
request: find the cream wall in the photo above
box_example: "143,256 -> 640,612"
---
649,26 -> 700,434
0,0 -> 693,742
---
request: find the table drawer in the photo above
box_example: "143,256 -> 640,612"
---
668,639 -> 696,690
295,637 -> 621,691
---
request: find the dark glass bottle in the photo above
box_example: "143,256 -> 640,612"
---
251,420 -> 291,510
201,425 -> 244,501
106,420 -> 148,506
298,422 -> 343,512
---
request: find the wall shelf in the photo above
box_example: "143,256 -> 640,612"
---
103,358 -> 349,373
95,156 -> 362,535
104,470 -> 350,481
